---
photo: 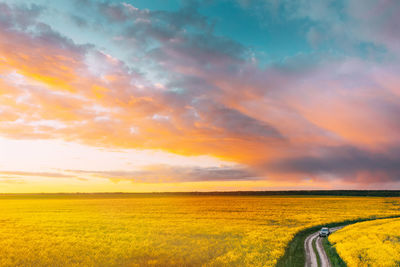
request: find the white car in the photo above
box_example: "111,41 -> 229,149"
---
319,227 -> 330,237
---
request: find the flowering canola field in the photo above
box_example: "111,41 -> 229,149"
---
329,217 -> 400,267
0,194 -> 398,266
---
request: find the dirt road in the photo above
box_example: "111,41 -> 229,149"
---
304,226 -> 343,267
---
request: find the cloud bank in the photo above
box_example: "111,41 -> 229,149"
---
1,1 -> 400,187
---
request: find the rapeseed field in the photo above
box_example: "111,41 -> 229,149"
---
0,194 -> 398,266
329,216 -> 400,267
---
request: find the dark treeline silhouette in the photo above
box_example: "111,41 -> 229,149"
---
155,190 -> 400,197
2,190 -> 400,198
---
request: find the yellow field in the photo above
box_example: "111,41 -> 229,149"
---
0,195 -> 399,266
329,217 -> 400,267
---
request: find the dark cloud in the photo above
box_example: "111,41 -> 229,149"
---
70,15 -> 88,27
149,33 -> 246,71
195,100 -> 284,140
98,2 -> 130,22
100,0 -> 210,30
33,23 -> 91,54
106,0 -> 245,65
266,145 -> 400,182
150,1 -> 210,32
0,2 -> 43,30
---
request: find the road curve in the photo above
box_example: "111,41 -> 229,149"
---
304,226 -> 343,267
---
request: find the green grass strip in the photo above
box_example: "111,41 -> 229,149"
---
275,215 -> 400,267
322,237 -> 346,267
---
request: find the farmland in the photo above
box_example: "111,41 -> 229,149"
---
329,217 -> 400,267
0,194 -> 399,266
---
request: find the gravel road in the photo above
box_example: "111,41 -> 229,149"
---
304,226 -> 343,267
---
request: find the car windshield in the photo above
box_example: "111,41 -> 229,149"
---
321,228 -> 328,232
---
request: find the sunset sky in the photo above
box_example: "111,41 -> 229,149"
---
1,0 -> 400,192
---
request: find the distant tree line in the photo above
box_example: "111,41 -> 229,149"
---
153,190 -> 400,197
3,190 -> 400,197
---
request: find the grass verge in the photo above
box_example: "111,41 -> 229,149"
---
275,215 -> 400,267
322,237 -> 346,267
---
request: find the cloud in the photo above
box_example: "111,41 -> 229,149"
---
232,0 -> 400,57
69,15 -> 88,27
0,171 -> 75,178
0,178 -> 25,184
265,145 -> 400,183
266,0 -> 400,55
0,2 -> 43,30
0,167 -> 257,184
66,165 -> 258,183
1,2 -> 400,187
194,100 -> 284,140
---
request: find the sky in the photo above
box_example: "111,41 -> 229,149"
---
1,0 -> 400,192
